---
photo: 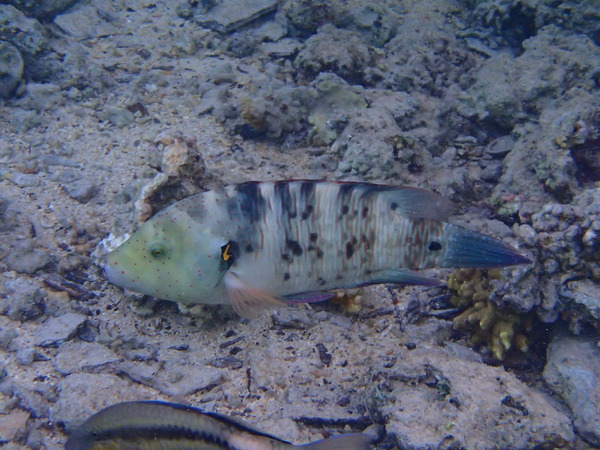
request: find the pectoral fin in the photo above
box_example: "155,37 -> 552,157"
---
223,273 -> 286,319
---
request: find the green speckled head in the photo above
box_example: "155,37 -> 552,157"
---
104,206 -> 228,304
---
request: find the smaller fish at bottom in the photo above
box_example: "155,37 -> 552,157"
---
65,400 -> 372,450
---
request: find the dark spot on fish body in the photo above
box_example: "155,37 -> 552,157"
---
284,272 -> 290,281
362,207 -> 369,218
310,233 -> 318,242
300,180 -> 316,200
346,242 -> 355,259
282,253 -> 291,261
301,204 -> 313,220
337,182 -> 358,201
287,239 -> 303,256
274,181 -> 296,219
245,243 -> 254,253
428,241 -> 442,251
390,202 -> 399,211
316,248 -> 324,259
341,205 -> 350,215
318,277 -> 326,286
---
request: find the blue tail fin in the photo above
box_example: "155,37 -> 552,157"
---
444,226 -> 530,268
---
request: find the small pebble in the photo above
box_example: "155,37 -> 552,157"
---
34,313 -> 87,347
100,107 -> 135,127
16,348 -> 35,365
7,239 -> 50,274
0,327 -> 17,349
63,178 -> 97,203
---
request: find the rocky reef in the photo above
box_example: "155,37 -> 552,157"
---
0,0 -> 599,447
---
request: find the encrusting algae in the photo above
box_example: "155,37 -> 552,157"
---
448,269 -> 532,360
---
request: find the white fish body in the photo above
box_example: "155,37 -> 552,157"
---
105,181 -> 529,317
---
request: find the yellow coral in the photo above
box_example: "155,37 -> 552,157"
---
448,269 -> 531,360
330,288 -> 363,313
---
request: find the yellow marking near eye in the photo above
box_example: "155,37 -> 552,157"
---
222,243 -> 232,262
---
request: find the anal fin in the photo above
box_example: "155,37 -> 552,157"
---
224,273 -> 286,319
285,291 -> 335,305
366,269 -> 442,287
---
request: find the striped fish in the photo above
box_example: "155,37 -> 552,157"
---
104,181 -> 529,317
65,400 -> 372,449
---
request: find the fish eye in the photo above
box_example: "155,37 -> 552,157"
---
149,246 -> 166,258
428,241 -> 442,251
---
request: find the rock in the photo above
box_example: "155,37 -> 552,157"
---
0,326 -> 17,349
53,1 -> 119,40
206,356 -> 244,370
7,240 -> 50,274
50,373 -> 145,431
294,24 -> 372,82
308,73 -> 366,145
196,0 -> 278,33
271,308 -> 315,329
255,20 -> 287,42
0,41 -> 24,99
543,335 -> 600,447
460,26 -> 600,133
282,0 -> 336,35
4,382 -> 54,418
561,279 -> 600,323
63,179 -> 97,203
54,342 -> 121,375
381,346 -> 575,448
260,38 -> 301,58
480,160 -> 503,182
0,409 -> 29,443
486,135 -> 514,158
0,277 -> 46,321
16,348 -> 35,365
24,83 -> 64,111
332,107 -> 424,181
4,0 -> 81,19
152,362 -> 223,397
34,313 -> 86,347
0,5 -> 47,56
340,5 -> 398,47
98,107 -> 134,128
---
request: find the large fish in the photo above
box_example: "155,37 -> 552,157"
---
105,181 -> 529,317
65,400 -> 372,449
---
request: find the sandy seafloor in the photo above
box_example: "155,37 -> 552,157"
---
1,0 -> 600,448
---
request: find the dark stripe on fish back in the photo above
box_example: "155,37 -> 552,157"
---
274,181 -> 296,218
88,425 -> 233,448
147,402 -> 291,444
300,181 -> 316,220
335,181 -> 389,204
234,182 -> 265,224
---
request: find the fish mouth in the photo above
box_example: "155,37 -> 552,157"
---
104,259 -> 128,287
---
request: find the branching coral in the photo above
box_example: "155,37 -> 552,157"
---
330,288 -> 363,313
448,269 -> 532,360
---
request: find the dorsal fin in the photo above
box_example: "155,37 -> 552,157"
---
380,187 -> 455,221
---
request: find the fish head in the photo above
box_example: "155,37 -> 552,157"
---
104,207 -> 230,303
